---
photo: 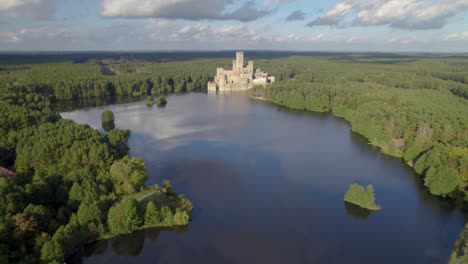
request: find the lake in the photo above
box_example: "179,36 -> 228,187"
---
62,92 -> 465,264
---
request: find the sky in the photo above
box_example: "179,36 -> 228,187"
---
0,0 -> 467,52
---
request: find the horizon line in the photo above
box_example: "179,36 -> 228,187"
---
0,49 -> 467,54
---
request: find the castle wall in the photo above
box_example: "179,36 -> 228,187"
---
207,52 -> 274,92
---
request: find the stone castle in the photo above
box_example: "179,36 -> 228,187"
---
207,52 -> 275,92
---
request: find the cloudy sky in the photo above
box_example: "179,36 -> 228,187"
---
0,0 -> 467,52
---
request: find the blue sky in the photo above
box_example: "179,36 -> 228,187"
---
0,0 -> 467,51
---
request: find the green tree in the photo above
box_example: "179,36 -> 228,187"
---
41,239 -> 64,263
107,198 -> 142,235
101,110 -> 114,123
110,156 -> 148,194
162,179 -> 172,193
146,96 -> 154,104
122,198 -> 143,231
173,209 -> 189,226
144,201 -> 161,226
107,129 -> 130,158
77,202 -> 103,226
160,205 -> 174,226
23,204 -> 52,229
424,166 -> 460,197
155,95 -> 167,106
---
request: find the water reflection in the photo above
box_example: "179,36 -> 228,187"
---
111,231 -> 145,256
70,227 -> 190,262
344,202 -> 373,220
55,96 -> 141,112
102,121 -> 115,132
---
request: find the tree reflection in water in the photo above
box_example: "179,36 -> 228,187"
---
68,227 -> 186,263
344,202 -> 373,220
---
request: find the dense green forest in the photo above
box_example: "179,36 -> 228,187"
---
0,65 -> 193,263
0,58 -> 226,100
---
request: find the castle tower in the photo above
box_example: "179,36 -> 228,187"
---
247,60 -> 254,76
236,52 -> 244,72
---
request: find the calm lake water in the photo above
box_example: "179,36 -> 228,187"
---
62,92 -> 465,264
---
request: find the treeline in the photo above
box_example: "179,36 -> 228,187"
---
0,88 -> 191,263
0,60 -> 216,100
255,56 -> 468,100
0,66 -> 31,72
251,56 -> 467,201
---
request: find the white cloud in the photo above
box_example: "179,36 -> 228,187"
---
100,0 -> 272,21
0,20 -> 345,50
0,0 -> 57,19
0,32 -> 22,43
445,30 -> 468,41
264,0 -> 293,5
308,0 -> 468,30
1,19 -> 466,52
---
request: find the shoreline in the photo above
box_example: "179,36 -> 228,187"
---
248,95 -> 271,101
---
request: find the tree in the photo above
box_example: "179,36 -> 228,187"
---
68,182 -> 84,207
414,144 -> 449,174
23,204 -> 52,229
107,198 -> 142,235
107,203 -> 123,234
34,232 -> 51,252
146,96 -> 154,104
162,179 -> 172,193
77,202 -> 103,226
173,209 -> 189,226
110,156 -> 148,194
424,166 -> 460,197
101,110 -> 114,123
160,205 -> 174,226
11,213 -> 38,239
155,96 -> 167,106
107,129 -> 130,158
122,198 -> 143,231
144,201 -> 161,226
41,239 -> 64,263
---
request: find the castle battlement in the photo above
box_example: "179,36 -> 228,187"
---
208,51 -> 275,92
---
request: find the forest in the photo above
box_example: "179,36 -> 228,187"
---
0,58 -> 223,100
0,60 -> 194,263
1,52 -> 467,262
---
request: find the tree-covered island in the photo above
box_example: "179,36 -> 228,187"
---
344,184 -> 381,211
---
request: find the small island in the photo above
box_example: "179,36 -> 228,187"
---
155,95 -> 167,106
146,95 -> 167,106
101,110 -> 116,131
344,183 -> 381,211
